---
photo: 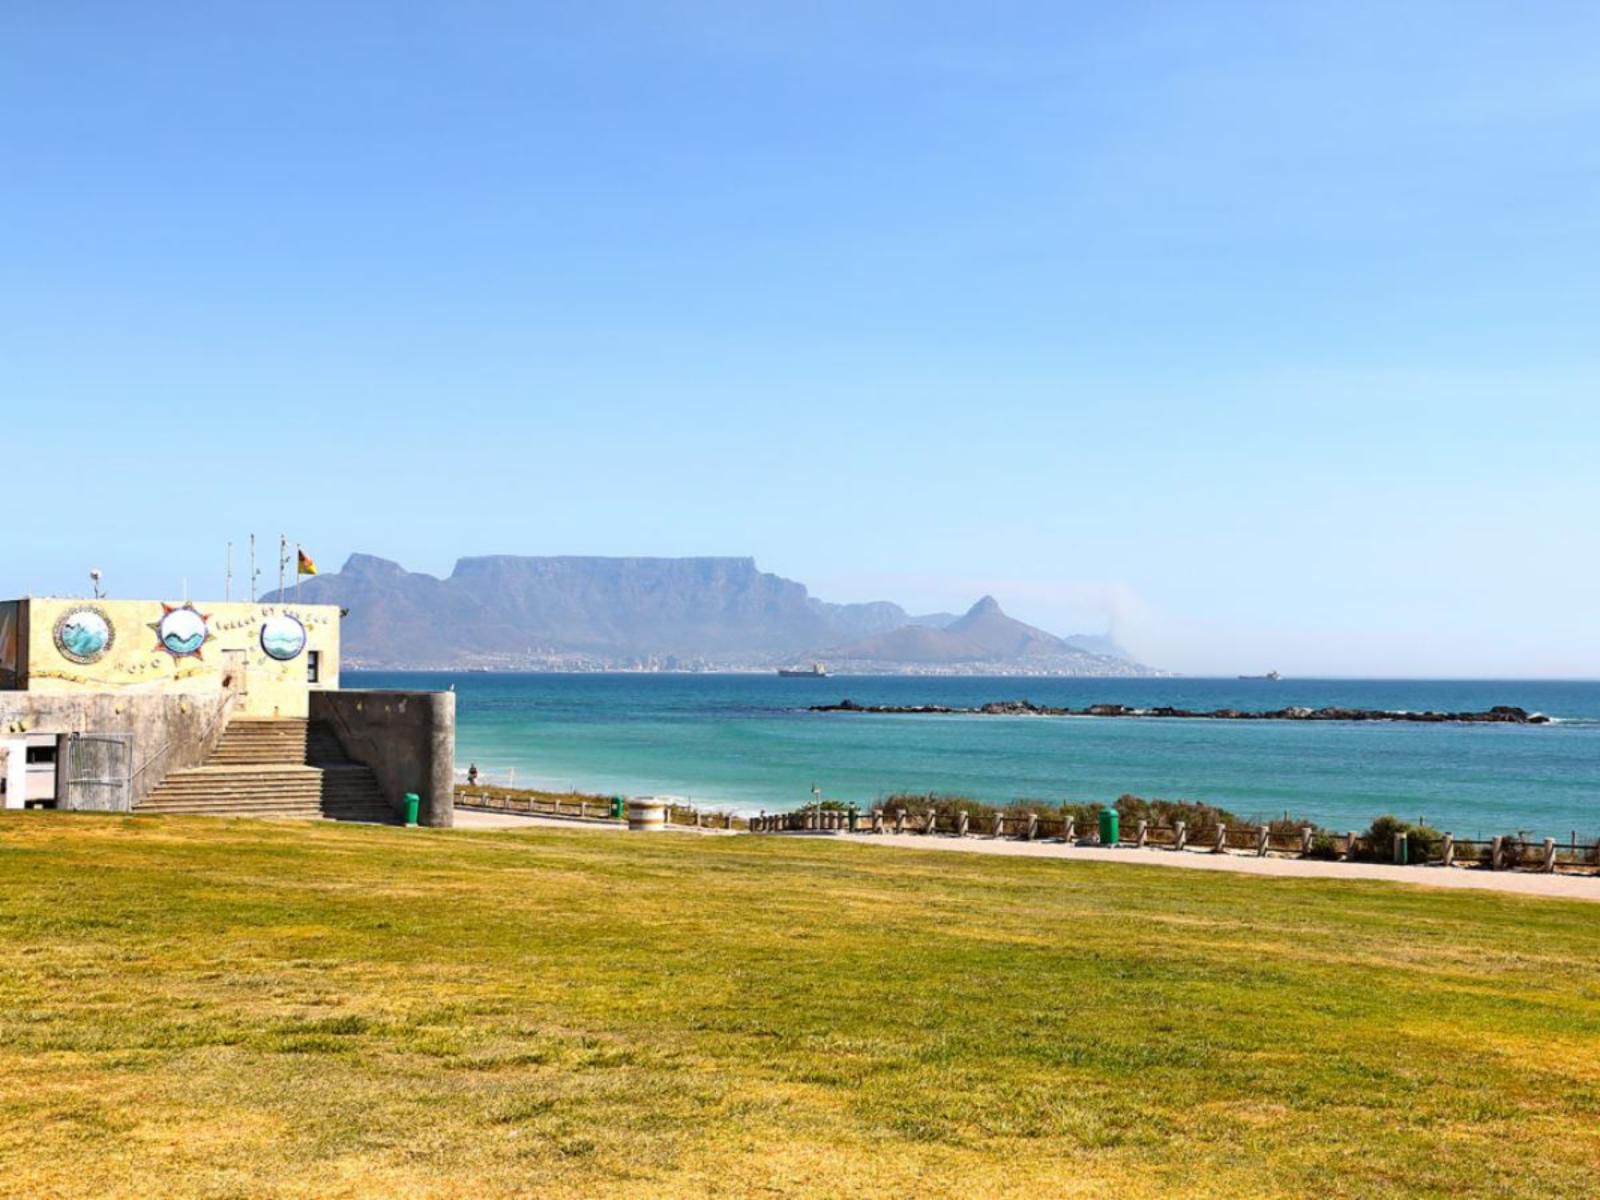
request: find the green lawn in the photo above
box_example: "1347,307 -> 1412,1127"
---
2,814 -> 1598,1199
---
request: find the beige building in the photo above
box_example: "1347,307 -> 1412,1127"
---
1,596 -> 452,825
4,597 -> 339,717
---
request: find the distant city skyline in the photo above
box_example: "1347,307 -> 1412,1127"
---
4,4 -> 1597,678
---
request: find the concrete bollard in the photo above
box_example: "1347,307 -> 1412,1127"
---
1344,831 -> 1356,862
1543,837 -> 1557,873
925,811 -> 938,835
1026,812 -> 1038,841
1489,836 -> 1503,871
1257,825 -> 1270,856
871,810 -> 884,834
992,812 -> 1004,837
1137,819 -> 1149,849
1214,824 -> 1227,854
957,811 -> 969,838
725,812 -> 733,830
1300,826 -> 1313,856
1063,816 -> 1075,843
1173,820 -> 1186,851
1441,832 -> 1454,866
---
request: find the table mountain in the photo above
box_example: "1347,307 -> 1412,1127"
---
277,554 -> 1156,674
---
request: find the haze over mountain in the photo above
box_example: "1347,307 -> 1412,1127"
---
278,554 -> 1157,675
826,595 -> 1120,669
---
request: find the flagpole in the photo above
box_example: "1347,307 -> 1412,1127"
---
278,534 -> 286,599
249,534 -> 256,601
225,541 -> 232,602
296,544 -> 302,600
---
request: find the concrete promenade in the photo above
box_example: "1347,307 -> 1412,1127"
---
776,828 -> 1600,901
455,809 -> 1600,901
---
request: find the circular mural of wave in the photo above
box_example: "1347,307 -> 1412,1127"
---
154,605 -> 209,658
260,614 -> 307,661
54,606 -> 114,664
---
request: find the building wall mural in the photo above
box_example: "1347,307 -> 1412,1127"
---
21,598 -> 340,719
260,614 -> 307,661
151,604 -> 209,659
0,602 -> 18,690
54,605 -> 115,665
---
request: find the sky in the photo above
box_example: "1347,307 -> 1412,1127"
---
3,2 -> 1597,677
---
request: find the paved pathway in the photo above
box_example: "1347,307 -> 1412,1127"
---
777,830 -> 1600,901
451,809 -> 1598,900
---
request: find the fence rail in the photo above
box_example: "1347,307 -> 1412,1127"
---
456,791 -> 747,830
455,791 -> 622,822
746,809 -> 1600,876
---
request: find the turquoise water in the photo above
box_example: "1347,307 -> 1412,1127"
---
349,672 -> 1600,839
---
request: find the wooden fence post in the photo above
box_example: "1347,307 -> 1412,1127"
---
1026,812 -> 1038,841
1214,824 -> 1227,854
1300,826 -> 1313,856
1344,831 -> 1356,861
1137,819 -> 1149,848
957,811 -> 969,838
872,810 -> 884,834
1489,836 -> 1503,871
1543,837 -> 1557,873
1441,832 -> 1454,867
992,812 -> 1003,837
894,811 -> 905,834
1257,825 -> 1270,856
925,811 -> 937,835
1173,820 -> 1186,851
725,812 -> 733,830
1063,816 -> 1075,843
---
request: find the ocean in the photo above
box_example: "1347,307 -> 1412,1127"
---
347,672 -> 1600,839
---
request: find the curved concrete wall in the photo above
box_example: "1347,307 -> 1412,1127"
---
310,690 -> 455,827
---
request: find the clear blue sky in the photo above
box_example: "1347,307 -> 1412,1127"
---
4,3 -> 1597,676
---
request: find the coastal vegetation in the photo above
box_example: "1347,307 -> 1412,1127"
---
4,813 -> 1600,1197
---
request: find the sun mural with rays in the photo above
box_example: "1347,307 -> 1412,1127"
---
150,602 -> 211,660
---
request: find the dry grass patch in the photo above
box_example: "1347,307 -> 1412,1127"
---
2,813 -> 1600,1197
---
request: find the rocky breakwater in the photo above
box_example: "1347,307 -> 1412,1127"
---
810,699 -> 1551,724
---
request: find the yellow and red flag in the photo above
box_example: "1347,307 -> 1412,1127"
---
297,548 -> 318,576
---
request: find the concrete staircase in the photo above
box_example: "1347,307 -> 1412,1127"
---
138,718 -> 398,824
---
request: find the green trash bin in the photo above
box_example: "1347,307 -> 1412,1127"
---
611,795 -> 625,820
404,792 -> 420,827
1098,808 -> 1120,846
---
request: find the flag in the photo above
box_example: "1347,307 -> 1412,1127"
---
297,549 -> 318,576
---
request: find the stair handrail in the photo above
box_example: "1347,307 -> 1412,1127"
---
130,689 -> 238,789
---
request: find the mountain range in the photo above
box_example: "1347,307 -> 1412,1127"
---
277,554 -> 1159,675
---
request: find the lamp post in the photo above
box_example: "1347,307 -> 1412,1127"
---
812,783 -> 821,830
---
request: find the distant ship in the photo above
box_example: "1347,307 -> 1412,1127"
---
778,662 -> 830,677
1239,670 -> 1282,681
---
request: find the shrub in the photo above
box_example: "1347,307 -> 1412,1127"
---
1359,815 -> 1443,864
1305,832 -> 1341,861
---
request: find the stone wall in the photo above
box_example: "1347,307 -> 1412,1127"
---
0,688 -> 236,811
310,690 -> 455,827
